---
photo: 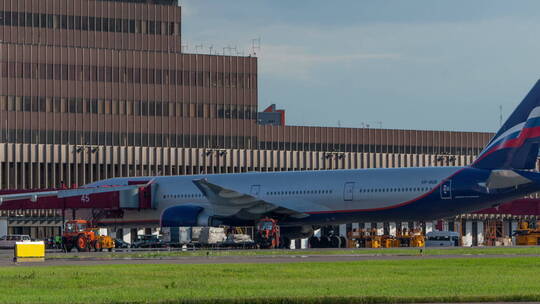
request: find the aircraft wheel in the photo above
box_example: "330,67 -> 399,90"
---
280,237 -> 291,249
309,236 -> 320,248
340,236 -> 347,248
319,236 -> 331,248
330,235 -> 341,248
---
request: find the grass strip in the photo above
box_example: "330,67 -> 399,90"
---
1,257 -> 540,303
47,245 -> 540,259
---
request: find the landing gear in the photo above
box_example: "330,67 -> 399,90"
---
308,232 -> 347,248
280,237 -> 291,249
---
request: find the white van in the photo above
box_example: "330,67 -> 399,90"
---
425,231 -> 460,247
0,235 -> 32,249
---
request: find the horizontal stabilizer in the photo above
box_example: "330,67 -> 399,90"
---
485,170 -> 532,189
0,182 -> 152,205
0,191 -> 58,203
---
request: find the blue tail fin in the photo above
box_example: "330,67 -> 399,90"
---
472,80 -> 540,170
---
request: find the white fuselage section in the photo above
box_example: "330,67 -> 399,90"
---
89,166 -> 463,223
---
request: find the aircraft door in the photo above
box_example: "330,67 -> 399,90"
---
343,182 -> 355,201
440,180 -> 452,200
250,185 -> 261,196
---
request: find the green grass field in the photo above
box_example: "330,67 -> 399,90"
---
2,257 -> 540,303
48,245 -> 540,259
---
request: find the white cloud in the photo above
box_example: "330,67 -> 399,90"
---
258,45 -> 400,80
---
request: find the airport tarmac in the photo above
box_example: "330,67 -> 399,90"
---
1,249 -> 540,267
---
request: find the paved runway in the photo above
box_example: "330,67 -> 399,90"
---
1,251 -> 539,267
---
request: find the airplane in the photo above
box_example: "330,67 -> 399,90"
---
2,80 -> 540,241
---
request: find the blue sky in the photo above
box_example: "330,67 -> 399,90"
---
179,0 -> 540,132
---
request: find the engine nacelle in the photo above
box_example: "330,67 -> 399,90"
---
160,205 -> 222,227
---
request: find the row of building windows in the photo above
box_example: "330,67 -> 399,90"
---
0,96 -> 257,120
96,0 -> 179,5
257,141 -> 481,155
0,11 -> 180,36
0,62 -> 255,89
0,128 -> 480,155
0,129 -> 256,149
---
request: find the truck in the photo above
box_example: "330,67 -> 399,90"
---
254,218 -> 280,249
62,220 -> 115,252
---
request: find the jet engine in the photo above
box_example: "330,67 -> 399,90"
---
160,205 -> 222,227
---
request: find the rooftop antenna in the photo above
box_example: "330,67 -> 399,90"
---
223,46 -> 233,56
499,105 -> 503,127
249,37 -> 261,56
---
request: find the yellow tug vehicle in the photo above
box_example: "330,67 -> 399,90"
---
514,221 -> 540,246
347,228 -> 425,248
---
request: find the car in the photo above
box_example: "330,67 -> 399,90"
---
131,235 -> 165,248
0,235 -> 32,249
114,239 -> 131,249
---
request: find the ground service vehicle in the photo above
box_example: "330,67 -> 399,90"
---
114,239 -> 131,248
255,218 -> 280,249
425,231 -> 460,247
514,221 -> 540,245
62,220 -> 115,252
0,235 -> 31,249
131,235 -> 165,248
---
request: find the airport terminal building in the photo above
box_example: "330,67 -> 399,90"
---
0,0 -> 534,246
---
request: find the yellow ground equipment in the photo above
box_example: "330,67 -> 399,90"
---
347,227 -> 425,248
97,235 -> 115,250
14,241 -> 45,262
514,222 -> 540,245
408,229 -> 426,247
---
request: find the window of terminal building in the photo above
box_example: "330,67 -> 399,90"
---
1,10 -> 181,36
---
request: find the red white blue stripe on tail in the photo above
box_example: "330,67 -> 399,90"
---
473,80 -> 540,169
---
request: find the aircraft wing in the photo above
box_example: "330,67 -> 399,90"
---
192,178 -> 311,220
0,183 -> 150,204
